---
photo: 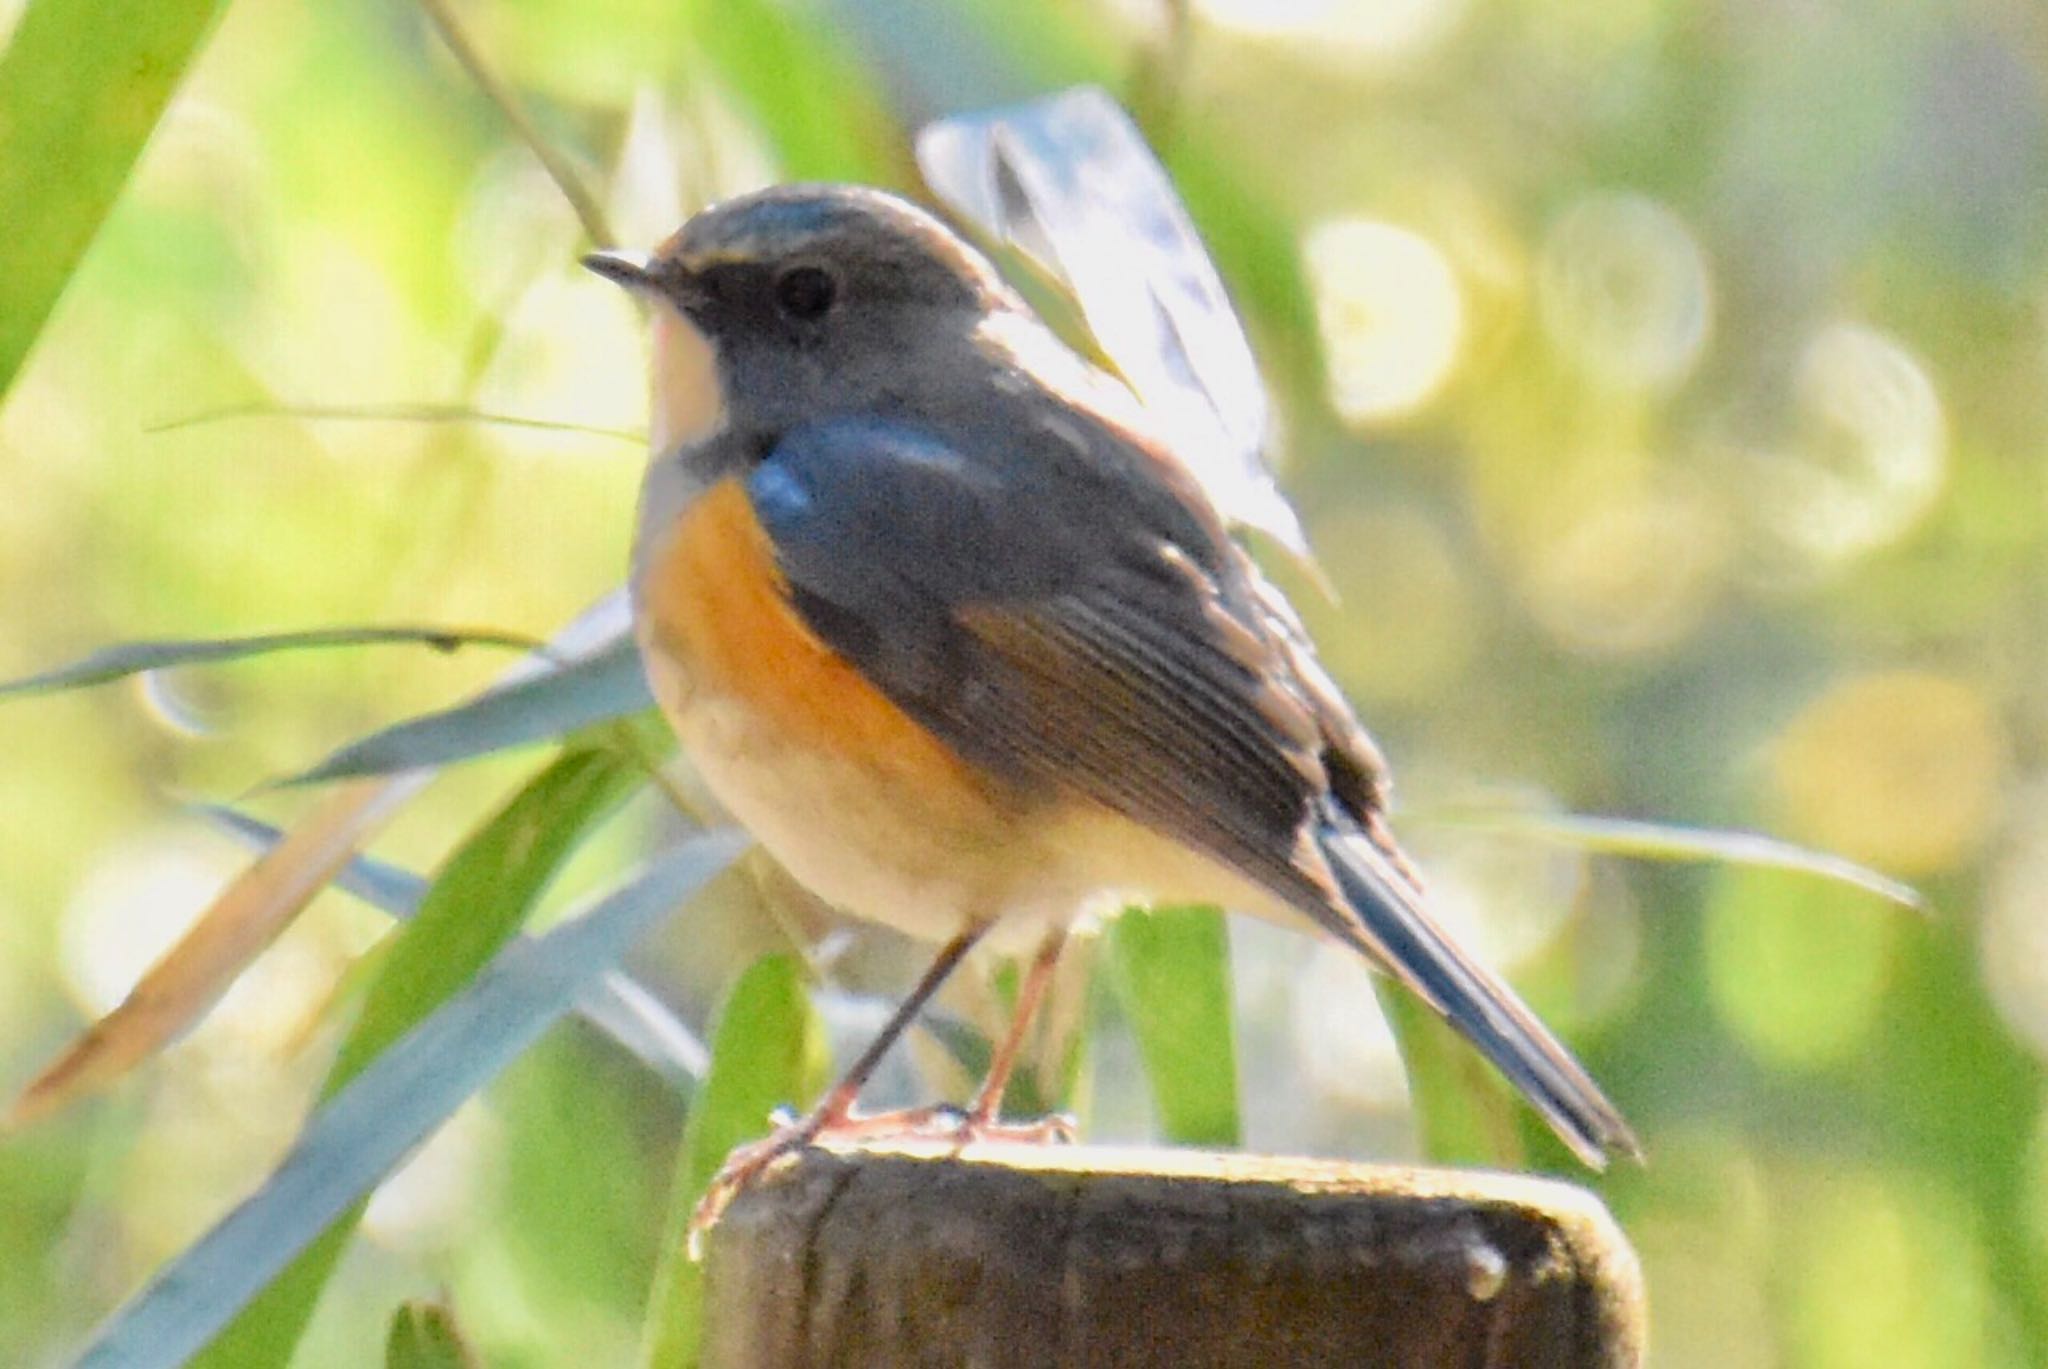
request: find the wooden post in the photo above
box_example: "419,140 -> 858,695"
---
698,1142 -> 1644,1367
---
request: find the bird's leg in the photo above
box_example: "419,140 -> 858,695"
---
956,927 -> 1074,1143
689,923 -> 986,1244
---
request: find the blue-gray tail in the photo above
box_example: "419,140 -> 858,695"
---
1311,824 -> 1641,1169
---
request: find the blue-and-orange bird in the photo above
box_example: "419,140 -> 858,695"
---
585,185 -> 1638,1222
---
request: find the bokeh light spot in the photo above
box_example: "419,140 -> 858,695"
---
1633,1129 -> 1776,1368
1537,193 -> 1711,389
1519,475 -> 1729,657
363,1097 -> 500,1254
1289,940 -> 1407,1111
1192,0 -> 1468,62
1304,218 -> 1465,422
1759,323 -> 1947,566
58,831 -> 236,1019
1784,1166 -> 1992,1369
1704,867 -> 1898,1070
1770,671 -> 2002,874
1978,788 -> 2048,1061
1307,505 -> 1477,703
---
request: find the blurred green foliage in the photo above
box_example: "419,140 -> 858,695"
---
3,0 -> 2046,1365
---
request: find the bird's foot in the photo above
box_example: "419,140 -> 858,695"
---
687,1101 -> 1077,1254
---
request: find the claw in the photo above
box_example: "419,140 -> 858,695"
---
685,1103 -> 1079,1256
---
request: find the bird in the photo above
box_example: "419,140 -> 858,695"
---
583,183 -> 1639,1228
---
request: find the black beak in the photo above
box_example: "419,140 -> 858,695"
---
581,249 -> 659,292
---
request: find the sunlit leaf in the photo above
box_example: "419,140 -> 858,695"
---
149,402 -> 643,445
6,595 -> 641,1128
417,0 -> 614,245
919,87 -> 1309,561
279,633 -> 653,786
1376,985 -> 1526,1171
0,625 -> 538,700
383,1300 -> 479,1369
680,0 -> 897,182
1416,808 -> 1926,912
0,0 -> 228,403
189,747 -> 643,1367
641,953 -> 823,1369
4,777 -> 418,1130
200,804 -> 710,1085
1105,906 -> 1239,1147
68,831 -> 747,1369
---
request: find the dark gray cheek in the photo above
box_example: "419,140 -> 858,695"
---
727,348 -> 831,424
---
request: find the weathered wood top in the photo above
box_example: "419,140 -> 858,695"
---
697,1141 -> 1644,1367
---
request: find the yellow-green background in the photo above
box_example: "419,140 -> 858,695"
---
2,0 -> 2044,1364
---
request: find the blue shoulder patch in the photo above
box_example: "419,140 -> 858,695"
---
744,455 -> 814,535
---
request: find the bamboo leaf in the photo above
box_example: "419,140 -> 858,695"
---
6,595 -> 637,1129
641,953 -> 823,1369
67,831 -> 747,1369
682,0 -> 897,182
0,626 -> 538,700
200,803 -> 710,1085
383,1301 -> 479,1369
1415,808 -> 1926,912
186,747 -> 643,1367
1376,985 -> 1527,1171
417,0 -> 613,245
0,0 -> 229,403
149,402 -> 643,444
1105,906 -> 1239,1147
918,88 -> 1310,561
279,634 -> 653,786
4,777 -> 418,1130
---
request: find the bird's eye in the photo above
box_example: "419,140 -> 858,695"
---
773,265 -> 837,321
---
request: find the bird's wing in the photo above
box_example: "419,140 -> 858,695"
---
748,414 -> 1335,896
750,413 -> 1637,1165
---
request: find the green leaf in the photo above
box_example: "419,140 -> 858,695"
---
641,953 -> 824,1369
919,89 -> 1308,560
68,831 -> 747,1369
0,625 -> 538,699
150,401 -> 643,444
200,803 -> 710,1085
384,1300 -> 479,1369
279,635 -> 654,785
681,0 -> 897,182
188,747 -> 644,1368
1106,906 -> 1239,1147
0,0 -> 229,403
1376,984 -> 1526,1171
1414,808 -> 1926,912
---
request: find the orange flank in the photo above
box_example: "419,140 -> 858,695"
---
643,475 -> 999,804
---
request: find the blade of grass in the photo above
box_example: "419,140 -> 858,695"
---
384,1301 -> 480,1369
641,953 -> 824,1369
6,594 -> 636,1127
149,402 -> 644,444
1105,905 -> 1238,1147
4,776 -> 415,1129
199,803 -> 711,1084
0,0 -> 229,404
1376,985 -> 1526,1170
682,0 -> 899,182
69,831 -> 747,1369
416,0 -> 613,246
917,88 -> 1309,560
278,633 -> 652,785
1413,807 -> 1926,911
186,747 -> 643,1368
0,625 -> 539,699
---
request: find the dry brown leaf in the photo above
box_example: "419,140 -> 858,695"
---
5,592 -> 636,1129
4,774 -> 425,1129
